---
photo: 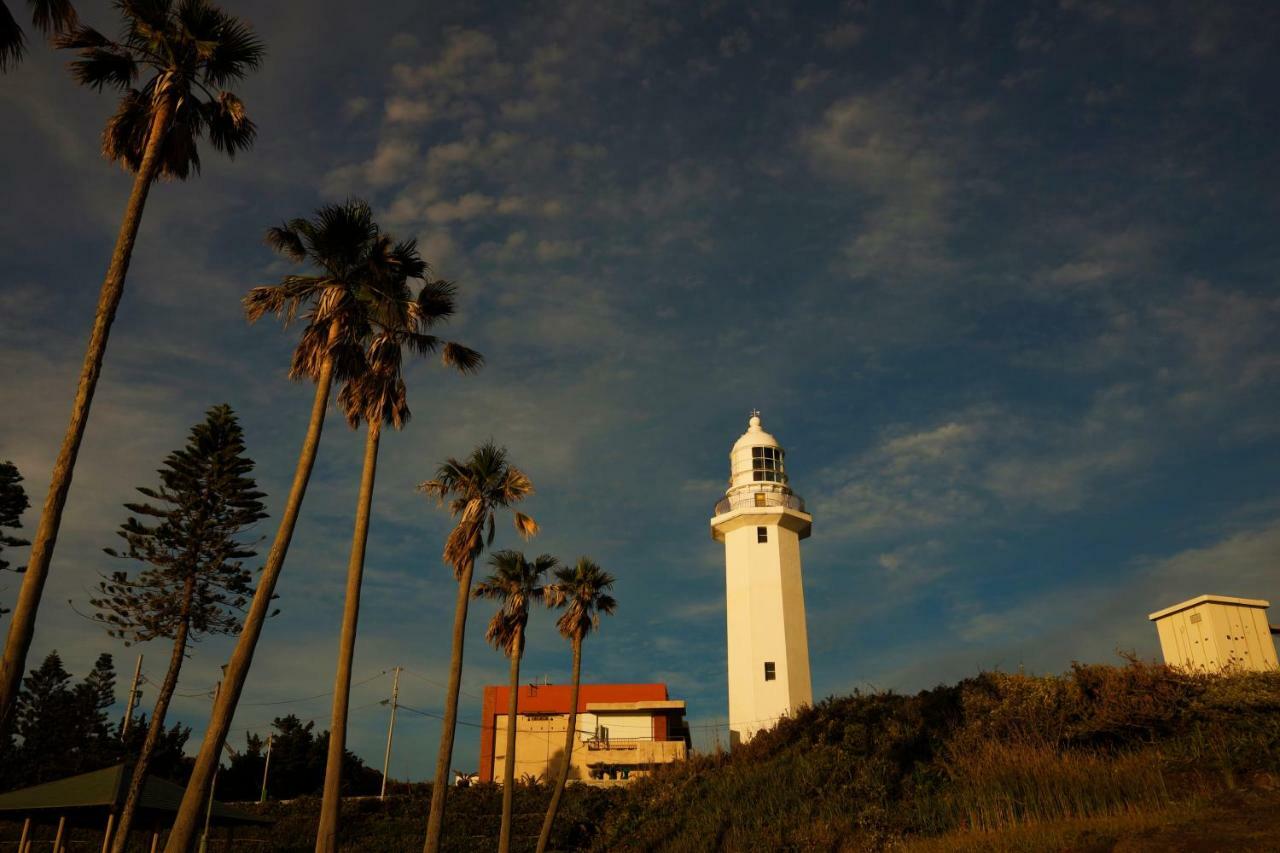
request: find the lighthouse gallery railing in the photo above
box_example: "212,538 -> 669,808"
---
714,491 -> 806,515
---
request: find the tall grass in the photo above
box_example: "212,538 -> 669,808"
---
925,740 -> 1169,832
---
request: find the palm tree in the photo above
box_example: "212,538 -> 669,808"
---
0,0 -> 76,71
419,443 -> 538,853
315,271 -> 482,853
473,550 -> 557,853
0,0 -> 263,737
536,558 -> 616,853
165,200 -> 410,852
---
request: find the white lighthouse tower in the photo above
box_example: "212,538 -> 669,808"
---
711,412 -> 813,746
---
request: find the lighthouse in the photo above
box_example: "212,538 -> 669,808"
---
711,412 -> 814,746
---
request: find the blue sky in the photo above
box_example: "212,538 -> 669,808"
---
2,0 -> 1279,778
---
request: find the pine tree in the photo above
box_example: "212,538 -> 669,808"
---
1,651 -> 127,788
0,460 -> 29,619
71,652 -> 118,769
13,650 -> 74,783
90,404 -> 267,851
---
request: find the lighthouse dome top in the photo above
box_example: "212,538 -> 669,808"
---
731,413 -> 781,452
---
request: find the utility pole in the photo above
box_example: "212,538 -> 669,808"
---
198,668 -> 225,853
259,733 -> 272,804
121,654 -> 143,739
380,666 -> 401,799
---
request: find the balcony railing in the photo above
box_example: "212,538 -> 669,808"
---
714,491 -> 806,515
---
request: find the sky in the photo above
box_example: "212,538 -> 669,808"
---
1,0 -> 1279,780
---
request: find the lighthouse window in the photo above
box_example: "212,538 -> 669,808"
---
751,447 -> 785,482
764,661 -> 776,681
757,526 -> 768,543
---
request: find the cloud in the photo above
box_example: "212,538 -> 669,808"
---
424,193 -> 495,224
1036,226 -> 1159,290
820,22 -> 865,50
366,138 -> 420,187
800,87 -> 957,280
813,388 -> 1162,538
792,64 -> 831,93
718,29 -> 752,58
385,96 -> 434,124
534,239 -> 582,262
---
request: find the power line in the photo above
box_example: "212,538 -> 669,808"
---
237,670 -> 389,706
399,667 -> 484,701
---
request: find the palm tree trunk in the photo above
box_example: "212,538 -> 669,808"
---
498,625 -> 522,853
316,420 -> 381,853
165,344 -> 338,853
536,635 -> 582,853
111,575 -> 195,853
0,93 -> 175,735
422,555 -> 477,853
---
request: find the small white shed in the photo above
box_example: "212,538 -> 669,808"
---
1148,594 -> 1279,673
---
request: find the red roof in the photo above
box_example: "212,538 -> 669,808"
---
483,682 -> 668,715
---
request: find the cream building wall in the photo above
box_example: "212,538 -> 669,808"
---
491,707 -> 688,784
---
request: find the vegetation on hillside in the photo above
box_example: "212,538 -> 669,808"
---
594,661 -> 1280,851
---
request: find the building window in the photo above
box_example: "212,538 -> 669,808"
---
757,526 -> 768,543
754,492 -> 767,507
764,661 -> 776,681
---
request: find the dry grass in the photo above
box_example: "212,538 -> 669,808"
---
902,786 -> 1280,852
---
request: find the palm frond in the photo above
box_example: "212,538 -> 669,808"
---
52,22 -> 107,50
68,45 -> 137,90
264,223 -> 306,262
29,0 -> 77,34
100,87 -> 149,170
242,277 -> 327,323
512,511 -> 538,539
414,278 -> 457,326
502,466 -> 535,505
442,341 -> 484,374
198,8 -> 262,85
155,104 -> 200,179
0,3 -> 25,71
203,90 -> 255,157
394,246 -> 428,282
310,199 -> 377,274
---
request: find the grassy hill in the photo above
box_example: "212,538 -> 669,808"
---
592,660 -> 1280,851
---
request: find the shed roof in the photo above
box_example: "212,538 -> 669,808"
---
0,764 -> 269,825
1147,594 -> 1271,622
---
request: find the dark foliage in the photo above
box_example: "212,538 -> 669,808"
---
0,0 -> 78,71
217,714 -> 381,802
0,651 -> 189,791
0,459 -> 29,618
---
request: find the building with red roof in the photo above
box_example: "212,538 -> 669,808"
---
478,682 -> 691,784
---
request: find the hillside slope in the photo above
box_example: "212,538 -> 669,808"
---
593,662 -> 1280,852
